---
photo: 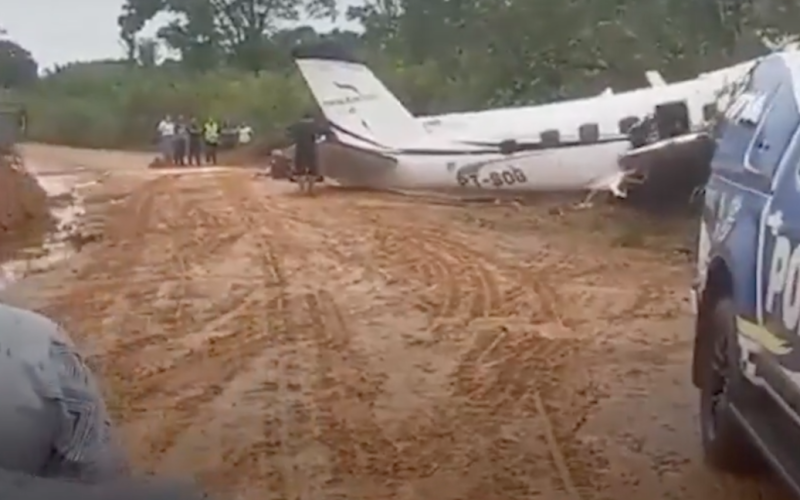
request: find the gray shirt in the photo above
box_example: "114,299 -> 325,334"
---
0,304 -> 128,481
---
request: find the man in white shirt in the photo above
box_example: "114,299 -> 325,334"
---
237,123 -> 253,145
156,116 -> 175,164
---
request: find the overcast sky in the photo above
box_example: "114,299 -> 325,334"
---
0,0 -> 358,69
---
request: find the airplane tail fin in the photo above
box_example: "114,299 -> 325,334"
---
292,43 -> 428,150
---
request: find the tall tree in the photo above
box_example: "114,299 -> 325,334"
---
0,38 -> 38,88
118,0 -> 338,72
137,37 -> 160,67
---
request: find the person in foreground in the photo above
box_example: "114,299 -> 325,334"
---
0,303 -> 217,499
0,467 -> 214,500
0,303 -> 129,481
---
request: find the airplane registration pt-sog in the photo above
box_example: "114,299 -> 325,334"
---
288,42 -> 757,199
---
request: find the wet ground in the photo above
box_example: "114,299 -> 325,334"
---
1,144 -> 791,500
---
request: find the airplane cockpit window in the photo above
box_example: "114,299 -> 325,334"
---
578,123 -> 599,143
540,129 -> 560,146
618,116 -> 638,134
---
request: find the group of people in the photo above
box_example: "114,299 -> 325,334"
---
156,115 -> 252,166
157,115 -> 219,166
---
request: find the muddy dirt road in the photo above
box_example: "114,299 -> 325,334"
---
4,145 -> 790,500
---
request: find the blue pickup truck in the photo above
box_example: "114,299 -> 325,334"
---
693,51 -> 800,494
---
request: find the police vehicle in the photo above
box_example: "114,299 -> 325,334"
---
693,51 -> 800,493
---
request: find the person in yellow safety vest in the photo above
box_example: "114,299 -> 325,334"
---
203,119 -> 219,165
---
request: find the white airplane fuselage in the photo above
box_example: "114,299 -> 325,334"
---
329,140 -> 629,194
417,61 -> 757,143
292,43 -> 760,195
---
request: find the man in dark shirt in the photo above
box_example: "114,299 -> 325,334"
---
187,118 -> 203,166
289,113 -> 327,179
173,116 -> 188,166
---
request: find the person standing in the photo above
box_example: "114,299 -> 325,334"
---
288,112 -> 325,193
237,122 -> 253,146
203,117 -> 219,165
173,116 -> 188,166
187,118 -> 203,166
156,115 -> 175,164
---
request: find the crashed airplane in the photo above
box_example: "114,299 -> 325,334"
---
288,42 -> 756,197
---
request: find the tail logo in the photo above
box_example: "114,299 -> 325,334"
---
334,82 -> 361,95
324,82 -> 377,107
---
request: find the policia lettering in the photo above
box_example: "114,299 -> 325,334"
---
457,167 -> 528,188
766,236 -> 800,331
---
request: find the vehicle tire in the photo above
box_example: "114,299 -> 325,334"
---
698,297 -> 766,474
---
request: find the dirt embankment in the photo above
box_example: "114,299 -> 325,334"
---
0,152 -> 51,239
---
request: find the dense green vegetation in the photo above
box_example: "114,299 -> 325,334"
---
2,0 -> 800,148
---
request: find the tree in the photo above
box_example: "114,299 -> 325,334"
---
118,0 -> 338,72
0,38 -> 38,88
137,38 -> 161,67
22,0 -> 800,151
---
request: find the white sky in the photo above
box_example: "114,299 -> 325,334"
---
0,0 -> 359,69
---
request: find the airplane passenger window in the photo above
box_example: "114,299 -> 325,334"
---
578,123 -> 599,143
702,103 -> 717,122
618,116 -> 638,133
540,129 -> 560,146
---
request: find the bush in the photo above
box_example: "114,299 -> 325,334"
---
23,63 -> 316,149
19,55 -> 479,151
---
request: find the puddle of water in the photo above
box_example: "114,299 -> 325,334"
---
0,166 -> 94,289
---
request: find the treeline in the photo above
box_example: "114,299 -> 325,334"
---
2,0 -> 800,149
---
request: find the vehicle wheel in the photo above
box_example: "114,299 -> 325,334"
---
699,297 -> 765,474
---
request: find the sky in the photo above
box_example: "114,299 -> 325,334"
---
0,0 -> 358,69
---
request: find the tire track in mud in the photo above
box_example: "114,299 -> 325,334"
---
43,174 -> 178,325
372,228 -> 467,325
305,290 -> 396,491
199,175 -> 398,499
247,195 -> 503,330
391,324 -> 596,499
200,173 -> 330,498
314,203 -> 610,498
381,231 -> 561,332
122,173 -> 286,466
97,174 -> 248,390
309,201 -> 565,332
361,222 -> 505,337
